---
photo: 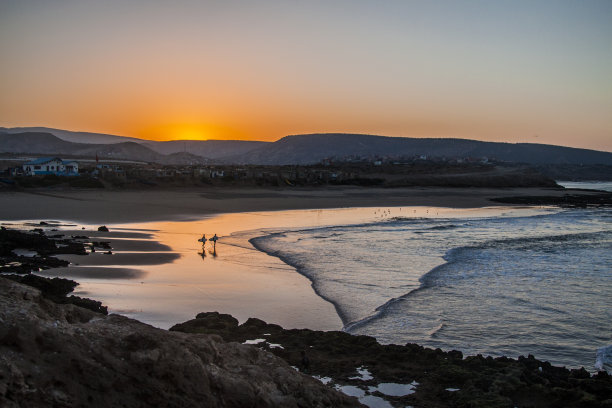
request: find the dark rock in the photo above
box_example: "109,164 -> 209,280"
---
170,311 -> 239,334
92,241 -> 112,249
0,227 -> 87,274
1,274 -> 108,315
171,311 -> 612,408
0,278 -> 360,408
0,228 -> 56,256
491,192 -> 612,207
97,225 -> 109,232
66,295 -> 108,315
448,349 -> 463,360
2,274 -> 77,298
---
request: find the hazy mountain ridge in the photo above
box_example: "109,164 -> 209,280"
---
142,139 -> 267,159
1,129 -> 611,167
0,132 -> 208,165
226,133 -> 612,165
0,127 -> 266,161
0,127 -> 145,145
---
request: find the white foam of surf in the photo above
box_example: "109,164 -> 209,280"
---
595,345 -> 612,373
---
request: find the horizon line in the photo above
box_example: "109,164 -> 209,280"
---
1,125 -> 611,153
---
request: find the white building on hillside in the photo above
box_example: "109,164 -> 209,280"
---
22,157 -> 79,176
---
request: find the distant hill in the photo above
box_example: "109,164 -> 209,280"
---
0,132 -> 209,165
225,133 -> 612,165
0,127 -> 266,160
0,127 -> 145,144
2,129 -> 611,167
143,140 -> 267,159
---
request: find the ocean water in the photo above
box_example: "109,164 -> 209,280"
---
252,207 -> 612,371
557,181 -> 612,192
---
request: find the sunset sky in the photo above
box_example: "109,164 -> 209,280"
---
1,0 -> 611,150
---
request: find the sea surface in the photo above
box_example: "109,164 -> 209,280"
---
557,180 -> 612,192
8,203 -> 611,373
252,207 -> 612,372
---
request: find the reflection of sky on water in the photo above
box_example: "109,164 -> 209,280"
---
34,206 -> 545,330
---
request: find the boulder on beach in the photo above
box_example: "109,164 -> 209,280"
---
97,225 -> 109,232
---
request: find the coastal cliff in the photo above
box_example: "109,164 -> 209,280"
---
0,277 -> 361,407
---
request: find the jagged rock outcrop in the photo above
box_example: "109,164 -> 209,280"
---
0,278 -> 361,407
172,312 -> 612,408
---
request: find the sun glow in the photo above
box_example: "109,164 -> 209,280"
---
2,2 -> 611,150
137,123 -> 211,141
175,127 -> 208,141
136,122 -> 249,142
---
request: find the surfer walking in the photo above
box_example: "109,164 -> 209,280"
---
198,234 -> 207,247
198,233 -> 219,257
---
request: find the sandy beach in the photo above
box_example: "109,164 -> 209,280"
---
0,186 -> 569,331
0,186 -> 574,223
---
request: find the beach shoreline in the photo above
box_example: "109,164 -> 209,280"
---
1,203 -> 552,332
1,186 -> 608,331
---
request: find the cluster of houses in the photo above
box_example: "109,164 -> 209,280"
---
93,163 -> 352,185
5,156 -> 364,185
19,157 -> 79,176
3,154 -> 496,187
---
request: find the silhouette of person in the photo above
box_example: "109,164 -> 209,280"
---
207,234 -> 218,256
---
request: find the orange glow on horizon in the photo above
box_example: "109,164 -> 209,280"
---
1,2 -> 611,151
136,123 -> 249,142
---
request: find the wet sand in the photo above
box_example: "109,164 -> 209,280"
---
0,186 -> 576,330
6,205 -> 542,331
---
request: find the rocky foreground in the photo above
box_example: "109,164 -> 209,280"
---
1,226 -> 612,407
0,277 -> 360,407
1,276 -> 611,408
171,313 -> 612,408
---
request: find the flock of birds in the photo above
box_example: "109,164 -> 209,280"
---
373,207 -> 439,219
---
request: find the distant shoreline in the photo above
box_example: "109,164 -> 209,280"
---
0,185 -> 602,224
